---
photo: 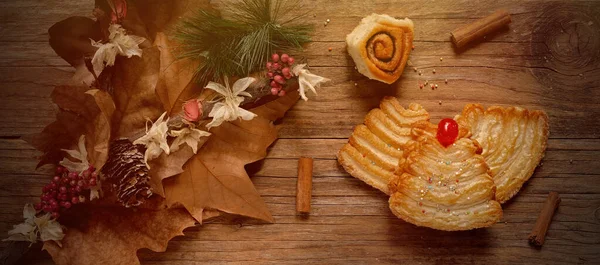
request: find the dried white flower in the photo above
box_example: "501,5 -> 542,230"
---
292,64 -> 331,101
4,204 -> 64,246
205,77 -> 257,129
91,24 -> 146,75
34,214 -> 65,245
133,112 -> 170,167
169,126 -> 211,154
60,135 -> 90,173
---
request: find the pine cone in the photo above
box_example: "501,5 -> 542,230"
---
101,139 -> 152,207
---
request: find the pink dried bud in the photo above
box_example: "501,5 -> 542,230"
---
271,53 -> 280,62
281,54 -> 290,63
183,99 -> 202,122
266,62 -> 273,70
278,90 -> 286,97
288,57 -> 295,65
272,62 -> 281,70
274,75 -> 286,84
270,87 -> 279,95
267,72 -> 274,78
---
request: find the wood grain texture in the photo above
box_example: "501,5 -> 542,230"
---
0,0 -> 599,264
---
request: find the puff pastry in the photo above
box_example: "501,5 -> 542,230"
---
337,97 -> 429,194
346,14 -> 414,84
388,135 -> 503,231
455,104 -> 549,203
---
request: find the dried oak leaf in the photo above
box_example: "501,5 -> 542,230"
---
163,89 -> 300,223
154,32 -> 201,117
148,144 -> 198,198
24,86 -> 115,169
110,46 -> 164,138
43,198 -> 198,265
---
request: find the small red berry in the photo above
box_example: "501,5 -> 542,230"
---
91,172 -> 98,179
69,180 -> 77,186
59,194 -> 68,201
271,53 -> 280,62
267,72 -> 274,78
436,118 -> 459,147
270,87 -> 279,95
71,196 -> 79,204
281,54 -> 290,63
42,205 -> 52,212
51,212 -> 60,219
278,90 -> 286,97
82,170 -> 90,178
288,57 -> 295,65
274,75 -> 285,84
75,186 -> 82,193
77,180 -> 84,187
42,186 -> 49,193
266,62 -> 273,70
272,62 -> 281,70
63,202 -> 72,209
49,183 -> 57,190
59,186 -> 67,194
53,176 -> 61,183
55,166 -> 64,174
282,67 -> 290,76
69,187 -> 77,194
68,172 -> 78,179
34,202 -> 42,211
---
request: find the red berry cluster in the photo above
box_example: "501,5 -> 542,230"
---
35,166 -> 98,219
266,53 -> 295,97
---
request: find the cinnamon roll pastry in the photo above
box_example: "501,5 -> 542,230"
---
346,14 -> 414,84
388,135 -> 503,231
455,104 -> 549,203
337,97 -> 429,194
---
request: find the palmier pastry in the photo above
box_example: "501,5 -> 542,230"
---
337,97 -> 429,194
388,135 -> 503,231
455,104 -> 549,203
346,14 -> 414,84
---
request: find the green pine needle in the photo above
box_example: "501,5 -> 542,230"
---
173,0 -> 313,85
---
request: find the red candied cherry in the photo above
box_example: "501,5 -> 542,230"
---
436,118 -> 459,147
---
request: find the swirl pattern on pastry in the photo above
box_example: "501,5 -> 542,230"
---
388,135 -> 503,231
346,14 -> 414,84
455,104 -> 549,203
337,97 -> 429,194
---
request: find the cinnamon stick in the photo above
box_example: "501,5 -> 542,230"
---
451,10 -> 511,48
528,192 -> 561,247
296,157 -> 313,214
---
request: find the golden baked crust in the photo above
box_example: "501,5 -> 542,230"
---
388,136 -> 503,231
337,97 -> 429,194
455,104 -> 549,203
346,14 -> 414,84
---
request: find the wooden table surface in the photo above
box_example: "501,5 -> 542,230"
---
1,0 -> 600,264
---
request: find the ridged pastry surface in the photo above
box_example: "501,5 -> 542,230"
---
337,97 -> 429,194
388,136 -> 503,231
455,104 -> 549,203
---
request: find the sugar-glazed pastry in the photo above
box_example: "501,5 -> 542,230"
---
346,14 -> 414,84
455,104 -> 549,203
337,97 -> 428,194
388,135 -> 503,231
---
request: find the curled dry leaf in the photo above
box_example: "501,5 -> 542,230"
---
24,86 -> 115,170
163,88 -> 300,223
154,32 -> 201,117
43,198 -> 197,265
148,144 -> 199,198
110,47 -> 164,138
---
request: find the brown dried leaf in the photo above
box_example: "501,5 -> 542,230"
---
148,144 -> 198,198
130,0 -> 212,40
24,86 -> 115,169
163,89 -> 300,223
43,200 -> 197,265
154,32 -> 201,116
110,47 -> 164,138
